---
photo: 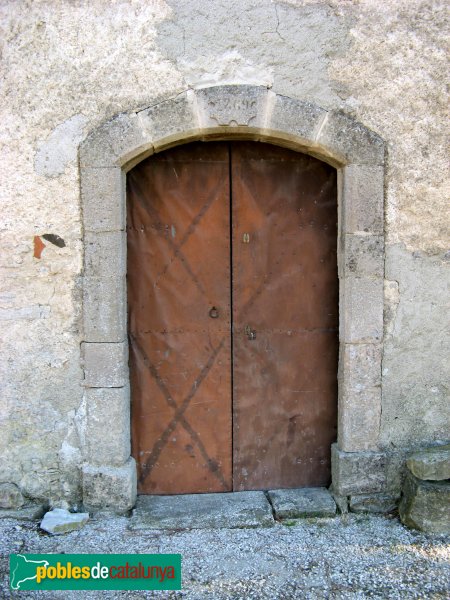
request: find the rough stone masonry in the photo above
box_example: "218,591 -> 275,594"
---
0,0 -> 448,511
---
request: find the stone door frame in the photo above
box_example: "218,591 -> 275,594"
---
79,85 -> 385,511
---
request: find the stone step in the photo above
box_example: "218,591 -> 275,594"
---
129,491 -> 274,530
129,488 -> 338,530
267,487 -> 337,520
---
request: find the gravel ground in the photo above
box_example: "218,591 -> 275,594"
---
1,513 -> 449,599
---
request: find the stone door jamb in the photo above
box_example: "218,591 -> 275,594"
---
79,85 -> 385,511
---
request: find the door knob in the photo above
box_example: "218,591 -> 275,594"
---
245,325 -> 256,340
209,306 -> 219,319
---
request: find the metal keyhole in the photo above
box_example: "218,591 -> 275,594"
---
209,306 -> 219,319
245,325 -> 256,340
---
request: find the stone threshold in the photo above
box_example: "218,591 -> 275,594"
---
129,487 -> 337,530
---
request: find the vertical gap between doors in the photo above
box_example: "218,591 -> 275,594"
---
228,142 -> 235,491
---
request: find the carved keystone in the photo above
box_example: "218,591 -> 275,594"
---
195,85 -> 269,129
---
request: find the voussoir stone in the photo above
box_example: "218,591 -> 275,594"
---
269,94 -> 327,143
406,444 -> 450,481
80,112 -> 149,168
40,508 -> 89,535
268,488 -> 337,519
139,91 -> 200,151
315,110 -> 385,165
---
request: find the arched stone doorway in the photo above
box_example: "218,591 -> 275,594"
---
79,85 -> 385,511
127,140 -> 338,495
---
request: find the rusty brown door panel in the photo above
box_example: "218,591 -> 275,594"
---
127,143 -> 232,494
231,142 -> 338,490
127,140 -> 338,495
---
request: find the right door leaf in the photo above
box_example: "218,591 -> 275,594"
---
231,142 -> 338,491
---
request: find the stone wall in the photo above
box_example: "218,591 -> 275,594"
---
0,0 -> 448,506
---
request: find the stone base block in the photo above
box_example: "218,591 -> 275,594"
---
399,471 -> 450,534
82,458 -> 137,513
349,493 -> 398,514
332,444 -> 387,496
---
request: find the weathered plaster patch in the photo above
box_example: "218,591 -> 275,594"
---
158,0 -> 348,105
384,280 -> 400,338
329,0 -> 449,253
0,305 -> 50,321
34,114 -> 87,178
381,244 -> 450,448
179,50 -> 274,89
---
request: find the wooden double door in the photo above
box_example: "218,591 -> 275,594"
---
127,141 -> 338,495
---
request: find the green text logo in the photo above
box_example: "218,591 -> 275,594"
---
10,554 -> 181,590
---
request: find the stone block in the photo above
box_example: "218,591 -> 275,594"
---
83,276 -> 126,343
340,165 -> 384,234
339,343 -> 382,389
82,457 -> 137,512
338,343 -> 381,451
340,276 -> 383,343
82,341 -> 128,388
129,491 -> 274,530
384,452 -> 406,496
195,85 -> 269,130
342,234 -> 384,278
349,493 -> 398,514
40,508 -> 89,535
267,488 -> 336,519
139,91 -> 200,152
269,94 -> 327,143
84,231 -> 126,278
328,487 -> 349,514
406,444 -> 450,481
80,112 -> 150,168
338,386 -> 381,452
0,504 -> 46,521
399,471 -> 450,534
81,167 -> 125,232
0,482 -> 24,509
332,444 -> 387,495
84,386 -> 130,466
316,111 -> 385,166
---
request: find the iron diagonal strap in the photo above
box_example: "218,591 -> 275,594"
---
130,334 -> 228,489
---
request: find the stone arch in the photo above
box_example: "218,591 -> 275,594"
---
79,85 -> 385,511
